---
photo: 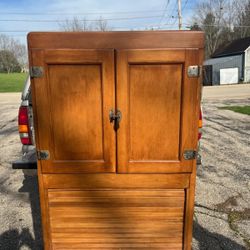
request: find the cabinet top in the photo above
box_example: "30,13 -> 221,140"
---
28,31 -> 204,50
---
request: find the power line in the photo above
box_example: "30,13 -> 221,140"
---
0,9 -> 166,16
3,21 -> 250,35
195,24 -> 250,28
0,31 -> 31,33
0,22 -> 182,34
0,15 -> 164,23
158,0 -> 170,27
0,23 -> 184,35
172,23 -> 250,28
0,6 -> 196,16
5,5 -> 250,17
168,1 -> 178,25
183,0 -> 189,10
3,21 -> 250,34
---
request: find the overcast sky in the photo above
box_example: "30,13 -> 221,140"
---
0,0 -> 197,44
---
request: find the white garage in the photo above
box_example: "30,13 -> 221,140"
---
220,68 -> 238,85
204,36 -> 250,85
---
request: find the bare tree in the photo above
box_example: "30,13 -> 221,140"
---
59,17 -> 92,31
191,0 -> 227,58
0,34 -> 27,72
190,0 -> 248,58
59,16 -> 111,32
0,50 -> 21,73
234,0 -> 250,38
95,16 -> 109,31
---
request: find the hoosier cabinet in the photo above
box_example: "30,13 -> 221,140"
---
28,31 -> 204,250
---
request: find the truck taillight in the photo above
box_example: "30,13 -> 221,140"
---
18,106 -> 32,145
198,108 -> 202,140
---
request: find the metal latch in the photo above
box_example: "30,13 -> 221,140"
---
183,150 -> 197,160
187,65 -> 201,77
109,109 -> 122,123
37,150 -> 50,160
109,109 -> 122,130
30,66 -> 43,78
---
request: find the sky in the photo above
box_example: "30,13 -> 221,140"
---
0,0 -> 197,45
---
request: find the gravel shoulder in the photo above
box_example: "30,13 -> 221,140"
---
0,93 -> 43,250
192,97 -> 250,250
0,92 -> 249,250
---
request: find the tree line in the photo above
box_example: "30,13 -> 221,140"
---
59,16 -> 110,31
190,0 -> 250,58
0,35 -> 27,73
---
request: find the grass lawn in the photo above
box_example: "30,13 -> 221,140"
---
219,106 -> 250,115
0,73 -> 28,92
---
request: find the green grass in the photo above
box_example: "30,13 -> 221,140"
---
0,73 -> 28,92
219,106 -> 250,115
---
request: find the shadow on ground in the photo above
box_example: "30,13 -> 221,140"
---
0,173 -> 43,250
193,221 -> 246,250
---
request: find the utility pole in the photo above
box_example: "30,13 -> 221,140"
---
178,0 -> 182,30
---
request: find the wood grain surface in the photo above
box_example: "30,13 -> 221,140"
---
116,49 -> 199,173
28,31 -> 204,250
43,174 -> 190,189
48,189 -> 185,250
28,31 -> 204,50
31,49 -> 116,173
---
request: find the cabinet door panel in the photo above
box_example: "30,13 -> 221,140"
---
116,49 -> 200,173
129,64 -> 182,161
30,49 -> 116,173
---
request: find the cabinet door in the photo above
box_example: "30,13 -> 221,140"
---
116,49 -> 200,173
30,49 -> 116,173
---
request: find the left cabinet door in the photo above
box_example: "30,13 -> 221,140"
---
30,49 -> 116,173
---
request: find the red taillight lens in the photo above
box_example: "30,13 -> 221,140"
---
20,136 -> 32,145
198,108 -> 202,140
18,106 -> 32,145
18,106 -> 29,124
198,132 -> 202,140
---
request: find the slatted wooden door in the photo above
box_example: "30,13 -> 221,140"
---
116,49 -> 200,173
30,49 -> 116,173
48,189 -> 185,249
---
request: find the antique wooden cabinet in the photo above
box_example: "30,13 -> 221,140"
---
28,31 -> 204,250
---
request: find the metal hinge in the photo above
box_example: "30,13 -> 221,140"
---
30,66 -> 43,78
187,65 -> 202,78
183,150 -> 197,160
37,150 -> 50,160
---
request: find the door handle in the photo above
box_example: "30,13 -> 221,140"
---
109,109 -> 122,130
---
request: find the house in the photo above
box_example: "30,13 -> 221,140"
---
203,37 -> 250,85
